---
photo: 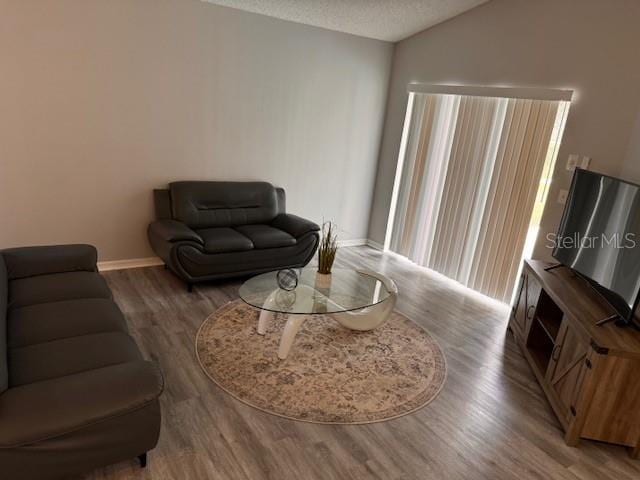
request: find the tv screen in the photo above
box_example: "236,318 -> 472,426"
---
553,169 -> 640,324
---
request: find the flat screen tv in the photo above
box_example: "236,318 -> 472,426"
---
552,169 -> 640,328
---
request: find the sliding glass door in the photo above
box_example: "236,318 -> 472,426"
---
386,87 -> 570,302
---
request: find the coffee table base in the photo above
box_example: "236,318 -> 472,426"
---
257,310 -> 308,359
277,315 -> 308,359
254,270 -> 398,359
257,307 -> 396,360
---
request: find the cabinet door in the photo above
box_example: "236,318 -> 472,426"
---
510,273 -> 528,340
525,275 -> 542,335
548,321 -> 589,423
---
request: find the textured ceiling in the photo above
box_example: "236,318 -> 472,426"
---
202,0 -> 489,42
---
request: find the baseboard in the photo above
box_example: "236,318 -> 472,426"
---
97,256 -> 164,272
336,238 -> 368,247
335,239 -> 384,250
366,239 -> 384,250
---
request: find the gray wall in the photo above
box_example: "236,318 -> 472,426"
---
368,0 -> 640,260
0,0 -> 392,261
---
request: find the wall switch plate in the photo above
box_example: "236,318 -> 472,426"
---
557,189 -> 568,204
581,156 -> 591,169
566,154 -> 579,171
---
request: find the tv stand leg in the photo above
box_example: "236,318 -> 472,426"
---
564,429 -> 580,447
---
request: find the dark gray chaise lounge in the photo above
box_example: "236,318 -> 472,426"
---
0,244 -> 163,480
148,181 -> 320,289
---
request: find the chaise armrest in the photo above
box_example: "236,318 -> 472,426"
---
0,361 -> 163,449
148,220 -> 203,245
1,244 -> 98,281
271,214 -> 320,238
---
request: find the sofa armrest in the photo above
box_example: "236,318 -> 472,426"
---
275,187 -> 286,215
1,244 -> 98,280
0,361 -> 163,448
271,214 -> 320,238
148,220 -> 203,245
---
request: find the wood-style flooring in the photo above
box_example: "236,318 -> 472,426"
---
82,246 -> 640,480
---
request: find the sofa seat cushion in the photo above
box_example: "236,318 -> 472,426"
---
196,227 -> 254,253
176,233 -> 319,279
234,224 -> 296,249
8,332 -> 142,387
0,399 -> 161,479
8,271 -> 112,309
0,361 -> 163,449
8,299 -> 128,348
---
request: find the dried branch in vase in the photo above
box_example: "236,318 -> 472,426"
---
317,221 -> 338,274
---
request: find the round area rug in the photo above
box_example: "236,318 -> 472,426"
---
195,300 -> 447,424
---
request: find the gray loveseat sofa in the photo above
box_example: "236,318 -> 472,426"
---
148,181 -> 320,289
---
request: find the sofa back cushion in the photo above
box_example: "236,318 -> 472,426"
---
169,181 -> 279,229
0,254 -> 8,393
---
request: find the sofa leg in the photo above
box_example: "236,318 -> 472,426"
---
138,453 -> 147,468
187,282 -> 194,293
164,264 -> 168,270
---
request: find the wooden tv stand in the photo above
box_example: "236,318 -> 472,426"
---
508,259 -> 640,457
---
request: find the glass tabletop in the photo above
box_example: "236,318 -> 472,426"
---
238,268 -> 392,315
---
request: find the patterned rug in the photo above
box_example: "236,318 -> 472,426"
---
195,300 -> 447,424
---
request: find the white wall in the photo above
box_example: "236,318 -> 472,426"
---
367,0 -> 640,261
0,0 -> 393,261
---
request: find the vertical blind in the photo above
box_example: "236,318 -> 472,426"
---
388,91 -> 568,302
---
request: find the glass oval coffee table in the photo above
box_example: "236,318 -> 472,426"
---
239,268 -> 398,359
